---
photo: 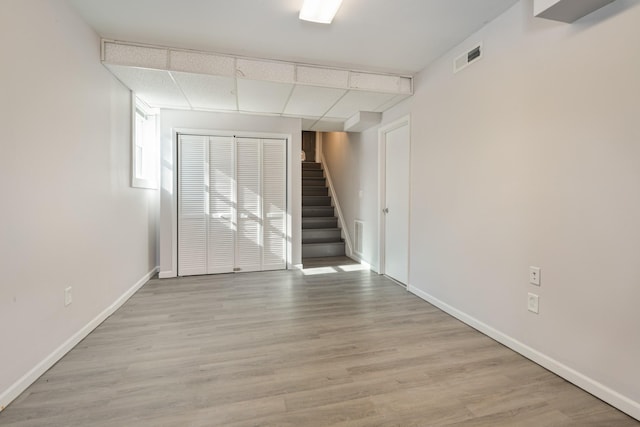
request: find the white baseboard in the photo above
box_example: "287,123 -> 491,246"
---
346,254 -> 379,274
0,266 -> 159,412
347,253 -> 362,264
407,285 -> 640,421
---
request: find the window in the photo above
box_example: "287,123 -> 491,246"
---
131,94 -> 159,189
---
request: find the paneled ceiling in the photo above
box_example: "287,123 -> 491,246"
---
69,0 -> 521,131
102,41 -> 412,131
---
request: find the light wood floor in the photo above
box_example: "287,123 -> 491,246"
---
2,258 -> 637,426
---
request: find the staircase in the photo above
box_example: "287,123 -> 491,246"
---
302,162 -> 346,258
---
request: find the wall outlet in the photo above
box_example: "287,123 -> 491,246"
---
529,266 -> 541,286
64,286 -> 73,306
527,292 -> 539,314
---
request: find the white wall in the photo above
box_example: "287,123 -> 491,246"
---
0,0 -> 159,410
159,110 -> 302,276
407,0 -> 640,418
323,0 -> 640,418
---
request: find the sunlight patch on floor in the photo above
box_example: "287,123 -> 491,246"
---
301,266 -> 338,275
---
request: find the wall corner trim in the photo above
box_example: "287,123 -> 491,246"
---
407,285 -> 640,421
0,266 -> 159,413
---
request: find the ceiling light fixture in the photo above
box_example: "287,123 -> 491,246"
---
299,0 -> 343,24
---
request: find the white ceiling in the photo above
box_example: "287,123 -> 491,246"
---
102,41 -> 413,131
69,0 -> 521,130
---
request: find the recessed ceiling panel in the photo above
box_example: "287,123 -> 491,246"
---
326,90 -> 397,119
283,85 -> 346,117
236,79 -> 293,114
171,71 -> 237,111
105,64 -> 190,108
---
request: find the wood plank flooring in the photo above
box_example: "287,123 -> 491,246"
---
1,258 -> 637,426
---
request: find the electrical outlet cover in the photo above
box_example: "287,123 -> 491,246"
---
529,266 -> 541,286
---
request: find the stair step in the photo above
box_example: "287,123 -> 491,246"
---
303,186 -> 328,196
302,178 -> 326,187
302,217 -> 338,229
303,195 -> 331,206
302,206 -> 334,217
302,169 -> 324,178
302,162 -> 322,170
302,228 -> 342,243
302,241 -> 346,258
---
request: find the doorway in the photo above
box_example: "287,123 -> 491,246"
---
379,116 -> 411,285
302,131 -> 316,162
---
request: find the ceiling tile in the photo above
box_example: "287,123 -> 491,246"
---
236,59 -> 294,83
283,85 -> 346,117
326,90 -> 397,119
103,42 -> 167,69
106,64 -> 190,108
296,66 -> 349,88
350,72 -> 411,93
171,71 -> 237,111
236,79 -> 293,114
169,50 -> 235,76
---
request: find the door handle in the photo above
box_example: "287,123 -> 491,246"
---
383,208 -> 389,214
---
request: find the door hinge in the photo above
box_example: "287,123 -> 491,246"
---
233,267 -> 241,272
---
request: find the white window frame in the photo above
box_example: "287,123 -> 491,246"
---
131,93 -> 159,189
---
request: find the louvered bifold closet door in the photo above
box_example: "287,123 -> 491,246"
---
262,139 -> 287,270
178,135 -> 208,276
236,138 -> 262,272
208,136 -> 235,274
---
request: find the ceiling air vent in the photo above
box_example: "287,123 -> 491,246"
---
454,42 -> 483,74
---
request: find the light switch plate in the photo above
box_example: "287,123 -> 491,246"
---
64,286 -> 73,306
528,293 -> 539,314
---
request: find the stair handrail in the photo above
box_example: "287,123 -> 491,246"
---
318,154 -> 354,258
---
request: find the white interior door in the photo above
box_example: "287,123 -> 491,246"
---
383,120 -> 410,284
